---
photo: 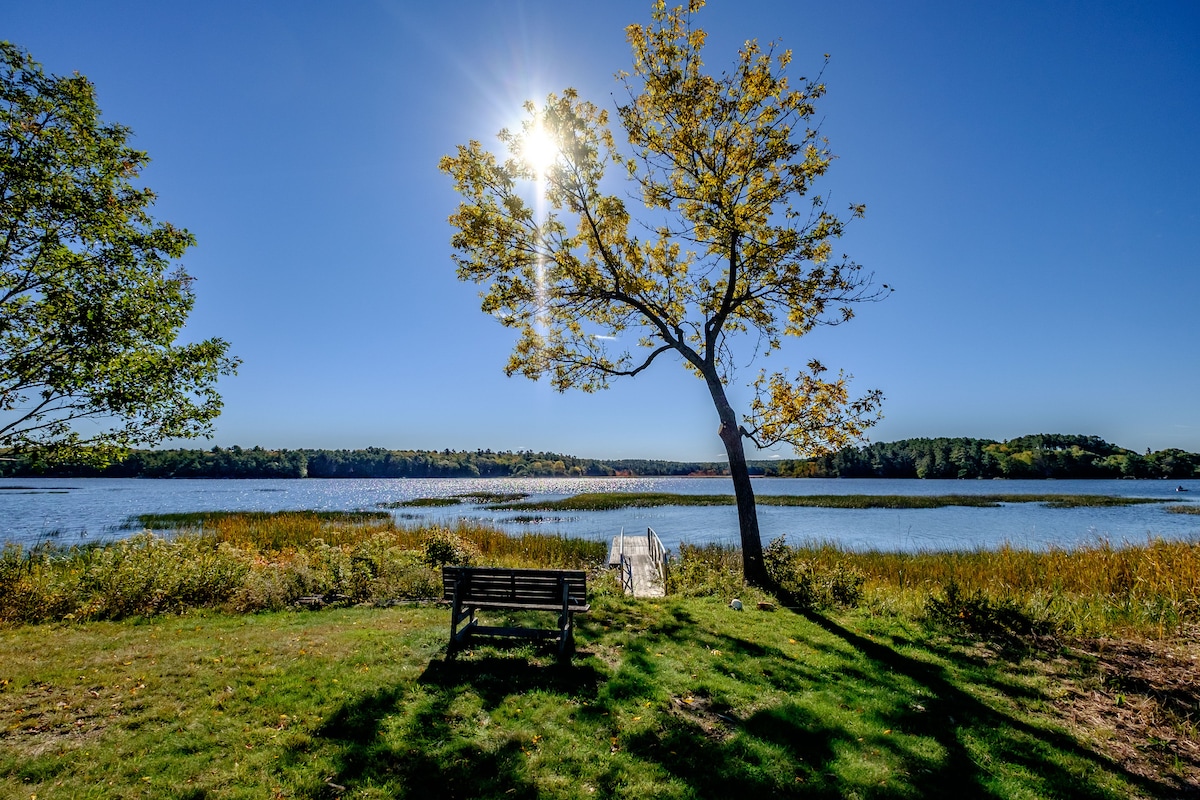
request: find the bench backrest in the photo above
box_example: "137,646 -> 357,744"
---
443,566 -> 587,608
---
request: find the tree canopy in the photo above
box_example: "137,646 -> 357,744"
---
0,42 -> 238,461
440,0 -> 885,583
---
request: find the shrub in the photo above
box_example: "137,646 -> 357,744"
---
422,527 -> 480,567
75,533 -> 251,617
763,536 -> 864,610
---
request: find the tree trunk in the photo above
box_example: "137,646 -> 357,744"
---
705,373 -> 768,586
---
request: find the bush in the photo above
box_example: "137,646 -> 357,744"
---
422,527 -> 480,567
348,534 -> 441,603
763,536 -> 864,610
77,533 -> 251,617
0,534 -> 254,622
0,516 -> 602,624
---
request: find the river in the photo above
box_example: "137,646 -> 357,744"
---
2,476 -> 1198,553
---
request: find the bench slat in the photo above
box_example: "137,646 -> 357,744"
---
443,566 -> 589,658
458,600 -> 590,613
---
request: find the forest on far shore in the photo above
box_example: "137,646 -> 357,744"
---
2,434 -> 1198,481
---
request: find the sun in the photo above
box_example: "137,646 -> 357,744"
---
521,122 -> 559,176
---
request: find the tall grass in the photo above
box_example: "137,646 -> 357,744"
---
669,536 -> 1200,637
0,512 -> 607,624
849,538 -> 1200,636
131,510 -> 395,549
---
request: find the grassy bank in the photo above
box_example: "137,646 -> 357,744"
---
3,512 -> 1200,796
492,492 -> 1172,511
3,597 -> 1197,798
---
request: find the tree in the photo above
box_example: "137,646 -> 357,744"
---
0,42 -> 238,461
440,1 -> 885,584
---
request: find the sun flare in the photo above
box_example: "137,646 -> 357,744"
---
521,123 -> 559,175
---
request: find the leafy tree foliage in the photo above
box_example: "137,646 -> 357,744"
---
440,1 -> 885,583
5,435 -> 1195,480
764,434 -> 1200,480
0,446 -> 722,479
0,42 -> 237,461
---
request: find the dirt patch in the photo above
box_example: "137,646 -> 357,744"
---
0,681 -> 116,758
669,693 -> 735,740
1055,630 -> 1200,796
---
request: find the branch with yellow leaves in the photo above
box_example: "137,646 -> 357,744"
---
743,360 -> 884,455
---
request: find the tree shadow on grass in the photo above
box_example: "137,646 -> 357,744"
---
289,649 -> 605,799
290,602 -> 1190,799
601,602 -> 1190,798
417,651 -> 606,709
795,607 -> 1190,799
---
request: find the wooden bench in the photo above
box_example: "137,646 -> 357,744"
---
442,566 -> 589,657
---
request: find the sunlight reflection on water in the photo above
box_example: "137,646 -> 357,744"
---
1,476 -> 1197,553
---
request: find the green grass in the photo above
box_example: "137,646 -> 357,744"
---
4,514 -> 1200,796
495,491 -> 1171,511
0,597 -> 1188,799
1167,504 -> 1200,515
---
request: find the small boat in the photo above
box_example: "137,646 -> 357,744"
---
1177,486 -> 1190,492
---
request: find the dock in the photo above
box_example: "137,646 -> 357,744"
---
608,528 -> 667,598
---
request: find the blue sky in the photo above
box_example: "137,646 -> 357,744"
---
8,1 -> 1199,461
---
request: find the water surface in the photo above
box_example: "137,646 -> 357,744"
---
2,476 -> 1197,553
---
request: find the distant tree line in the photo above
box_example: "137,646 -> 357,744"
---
0,446 -> 718,479
1,434 -> 1196,480
758,434 -> 1200,480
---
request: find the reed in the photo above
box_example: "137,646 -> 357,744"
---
668,536 -> 1200,636
495,491 -> 1168,511
133,510 -> 396,550
456,491 -> 529,503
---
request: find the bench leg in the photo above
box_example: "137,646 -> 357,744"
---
557,611 -> 575,658
448,589 -> 477,657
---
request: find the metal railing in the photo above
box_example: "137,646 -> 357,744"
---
646,527 -> 668,590
617,527 -> 634,595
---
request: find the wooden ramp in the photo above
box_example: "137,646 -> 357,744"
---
608,528 -> 667,598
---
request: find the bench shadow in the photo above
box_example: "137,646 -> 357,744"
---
297,680 -> 539,799
287,651 -> 604,798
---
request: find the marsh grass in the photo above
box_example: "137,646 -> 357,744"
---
671,536 -> 1200,637
0,512 -> 606,624
381,492 -> 529,509
497,491 -> 1170,511
378,497 -> 464,508
130,510 -> 394,548
457,491 -> 529,503
1167,504 -> 1200,515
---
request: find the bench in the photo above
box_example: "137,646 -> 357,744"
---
442,566 -> 589,657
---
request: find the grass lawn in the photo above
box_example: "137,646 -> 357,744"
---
3,595 -> 1196,799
